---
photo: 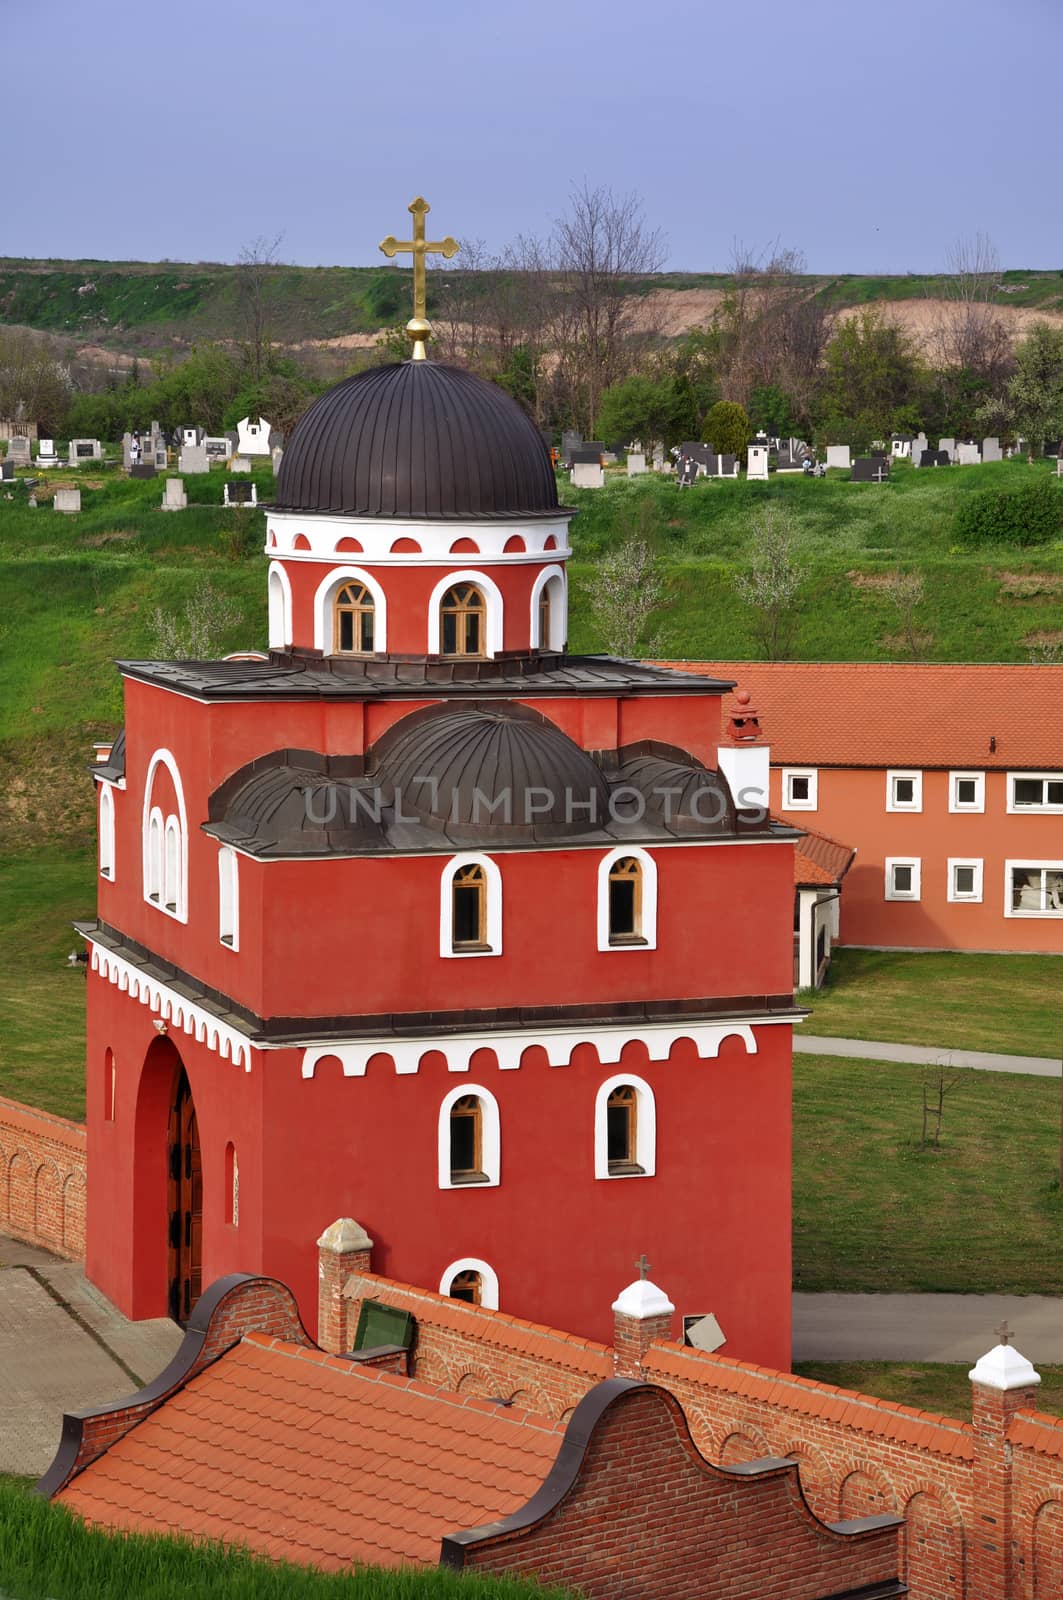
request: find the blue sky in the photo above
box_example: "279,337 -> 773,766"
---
5,0 -> 1059,273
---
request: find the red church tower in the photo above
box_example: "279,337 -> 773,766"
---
81,207 -> 800,1367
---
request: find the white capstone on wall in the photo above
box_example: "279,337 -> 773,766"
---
969,1341 -> 1041,1392
612,1279 -> 676,1320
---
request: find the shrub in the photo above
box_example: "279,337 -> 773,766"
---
955,477 -> 1063,547
702,400 -> 750,458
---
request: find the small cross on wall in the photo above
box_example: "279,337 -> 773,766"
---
995,1320 -> 1013,1346
635,1253 -> 651,1281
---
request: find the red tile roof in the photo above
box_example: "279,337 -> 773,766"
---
59,1334 -> 563,1572
343,1273 -> 615,1380
641,1343 -> 974,1461
791,825 -> 856,887
663,662 -> 1063,770
1009,1409 -> 1063,1458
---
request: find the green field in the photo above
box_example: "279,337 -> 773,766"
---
806,948 -> 1063,1058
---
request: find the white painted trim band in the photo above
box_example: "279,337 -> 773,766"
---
88,939 -> 252,1071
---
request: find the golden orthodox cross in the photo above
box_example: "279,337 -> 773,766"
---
379,197 -> 459,361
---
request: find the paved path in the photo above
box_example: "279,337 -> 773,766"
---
796,1034 -> 1060,1077
0,1236 -> 182,1477
793,1292 -> 1063,1364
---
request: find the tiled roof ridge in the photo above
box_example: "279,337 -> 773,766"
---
343,1273 -> 613,1375
663,660 -> 1063,674
1009,1408 -> 1063,1456
642,1342 -> 974,1458
241,1333 -> 564,1430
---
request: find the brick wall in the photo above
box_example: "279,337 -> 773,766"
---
456,1384 -> 903,1600
0,1095 -> 87,1260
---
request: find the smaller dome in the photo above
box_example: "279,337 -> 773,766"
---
372,705 -> 611,840
617,752 -> 735,836
219,764 -> 385,855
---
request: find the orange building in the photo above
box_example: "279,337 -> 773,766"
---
676,664 -> 1063,957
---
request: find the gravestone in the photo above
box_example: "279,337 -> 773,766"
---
36,439 -> 59,467
932,450 -> 951,467
236,416 -> 273,457
825,444 -> 851,470
890,436 -> 912,458
956,441 -> 981,466
179,425 -> 204,447
938,438 -> 956,460
746,443 -> 769,480
919,449 -> 937,467
626,452 -> 646,476
130,463 -> 157,479
162,478 -> 188,511
1057,457 -> 1063,477
68,438 -> 102,465
54,487 -> 81,513
204,435 -> 234,461
0,460 -> 14,481
561,430 -> 582,467
271,446 -> 284,475
179,443 -> 210,474
651,444 -> 665,470
717,454 -> 738,478
910,432 -> 928,466
571,462 -> 604,489
224,480 -> 258,507
228,455 -> 253,473
6,436 -> 31,463
677,456 -> 699,488
851,456 -> 891,483
981,437 -> 1002,463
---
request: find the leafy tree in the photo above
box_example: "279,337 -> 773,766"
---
148,581 -> 247,659
588,535 -> 667,657
748,384 -> 795,438
955,477 -> 1063,546
596,374 -> 696,448
978,322 -> 1063,461
819,310 -> 923,438
732,505 -> 805,660
702,400 -> 751,457
494,344 -> 539,413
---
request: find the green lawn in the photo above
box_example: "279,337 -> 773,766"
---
806,948 -> 1063,1058
793,1054 -> 1063,1294
793,1361 -> 1063,1420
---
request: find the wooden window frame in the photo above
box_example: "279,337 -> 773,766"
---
449,1094 -> 489,1185
440,584 -> 487,659
606,1084 -> 644,1176
333,581 -> 376,656
452,863 -> 488,951
448,1269 -> 483,1305
608,856 -> 645,946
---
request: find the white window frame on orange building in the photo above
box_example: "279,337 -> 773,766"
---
947,858 -> 983,903
1007,773 -> 1063,815
884,857 -> 921,901
781,768 -> 818,812
949,771 -> 985,813
886,770 -> 922,813
1004,860 -> 1063,918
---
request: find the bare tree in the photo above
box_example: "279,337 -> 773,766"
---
711,242 -> 833,426
551,184 -> 666,435
237,232 -> 285,381
921,1063 -> 962,1150
880,571 -> 934,660
933,234 -> 1012,391
149,581 -> 245,659
733,505 -> 806,659
588,534 -> 667,657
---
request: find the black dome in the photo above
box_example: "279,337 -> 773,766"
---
274,361 -> 562,520
372,705 -> 611,839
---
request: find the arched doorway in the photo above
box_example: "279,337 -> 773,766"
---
166,1067 -> 202,1323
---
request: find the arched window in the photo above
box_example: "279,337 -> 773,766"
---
225,1141 -> 239,1226
333,582 -> 376,654
99,785 -> 115,880
539,586 -> 551,648
439,1257 -> 500,1309
530,565 -> 567,651
164,818 -> 181,914
267,562 -> 292,650
441,854 -> 502,957
438,1084 -> 500,1188
218,846 -> 239,949
104,1047 -> 116,1122
594,1074 -> 656,1179
597,847 -> 658,952
146,808 -> 163,902
440,584 -> 486,657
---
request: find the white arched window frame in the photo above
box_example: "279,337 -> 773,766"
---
163,817 -> 181,914
437,1083 -> 501,1190
440,852 -> 503,958
594,1072 -> 657,1180
218,846 -> 239,950
529,564 -> 568,650
267,561 -> 293,650
312,565 -> 388,654
146,806 -> 164,902
142,749 -> 189,922
427,569 -> 504,658
596,846 -> 658,952
439,1257 -> 500,1310
98,784 -> 115,880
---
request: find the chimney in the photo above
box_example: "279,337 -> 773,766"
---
968,1330 -> 1040,1600
612,1275 -> 675,1378
93,740 -> 114,765
716,689 -> 769,817
316,1217 -> 373,1353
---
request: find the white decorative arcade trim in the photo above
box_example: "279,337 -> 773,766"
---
266,511 -> 571,565
300,1018 -> 764,1080
89,940 -> 252,1071
426,569 -> 504,658
312,564 -> 389,654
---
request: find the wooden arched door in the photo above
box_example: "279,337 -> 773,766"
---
166,1068 -> 202,1324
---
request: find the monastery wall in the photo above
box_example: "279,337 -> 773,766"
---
0,1094 -> 87,1260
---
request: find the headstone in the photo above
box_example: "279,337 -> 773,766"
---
36,439 -> 59,467
716,453 -> 738,478
571,461 -> 604,489
0,460 -> 14,481
938,438 -> 956,460
561,430 -> 582,467
890,436 -> 912,458
851,456 -> 891,483
6,436 -> 31,463
775,441 -> 810,472
1057,457 -> 1063,477
204,435 -> 233,461
981,437 -> 1002,463
746,443 -> 770,480
68,438 -> 102,465
228,455 -> 253,473
956,441 -> 981,466
933,450 -> 951,467
179,425 -> 204,447
919,449 -> 937,467
825,444 -> 851,470
271,445 -> 284,475
130,463 -> 157,479
179,443 -> 210,474
224,480 -> 258,507
162,478 -> 188,511
236,416 -> 273,457
910,431 -> 928,466
677,455 -> 699,488
54,487 -> 81,513
626,452 -> 646,476
651,444 -> 665,471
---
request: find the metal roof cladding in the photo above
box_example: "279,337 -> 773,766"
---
272,360 -> 565,520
